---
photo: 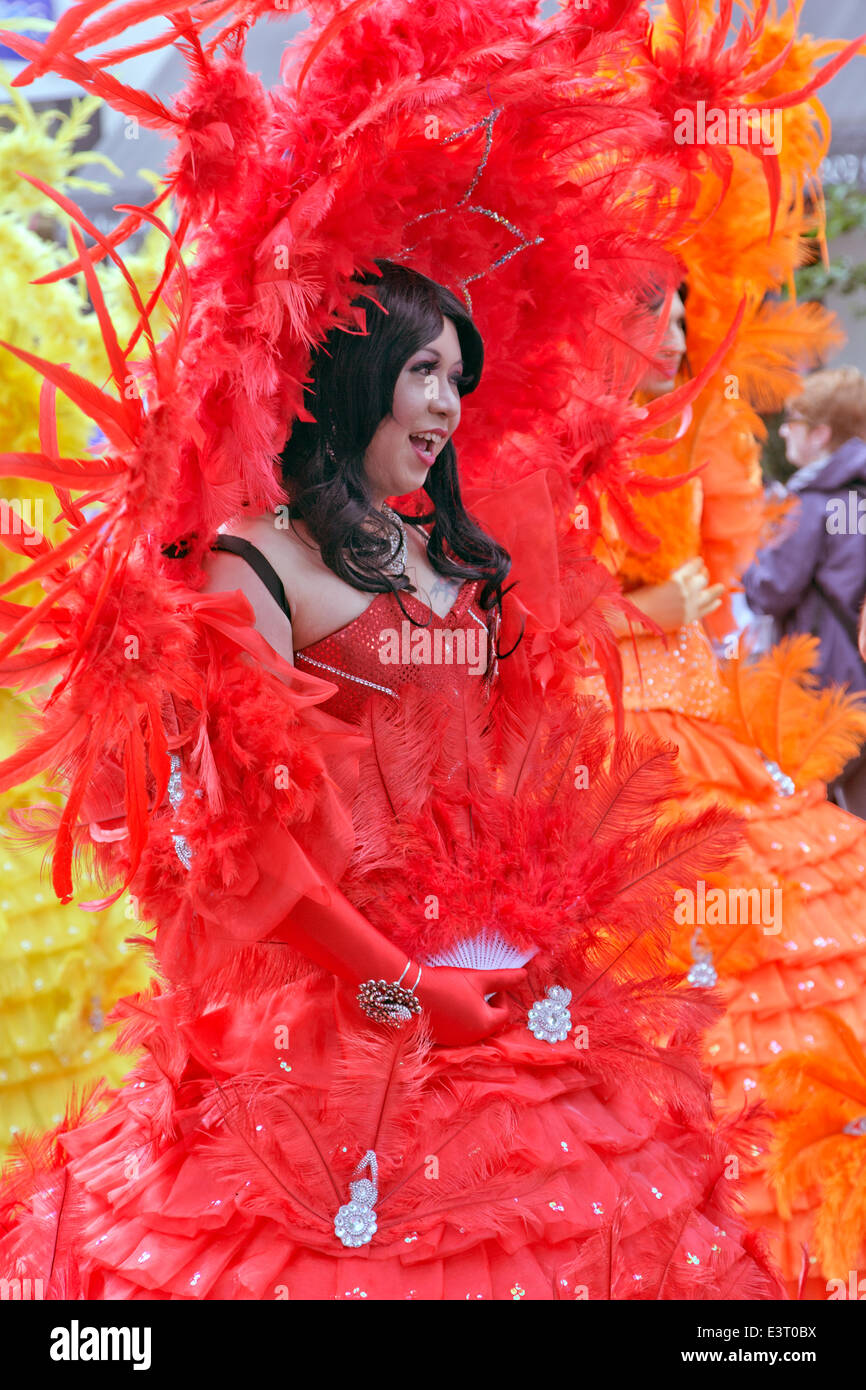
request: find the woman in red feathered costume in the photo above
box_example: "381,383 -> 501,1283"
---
0,258 -> 786,1300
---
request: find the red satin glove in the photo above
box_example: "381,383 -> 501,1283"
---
279,886 -> 526,1045
283,885 -> 414,986
414,966 -> 527,1045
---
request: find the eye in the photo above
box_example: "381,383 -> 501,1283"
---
413,361 -> 467,388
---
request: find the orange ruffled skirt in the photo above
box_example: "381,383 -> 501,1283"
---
629,704 -> 866,1294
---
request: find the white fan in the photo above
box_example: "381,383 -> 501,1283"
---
424,927 -> 537,970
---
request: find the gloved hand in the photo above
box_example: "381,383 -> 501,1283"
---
608,558 -> 724,639
280,886 -> 526,1045
414,965 -> 528,1045
668,558 -> 725,625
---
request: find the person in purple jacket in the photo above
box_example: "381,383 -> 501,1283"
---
743,365 -> 866,816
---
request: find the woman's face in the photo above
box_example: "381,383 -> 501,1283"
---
639,290 -> 686,396
779,405 -> 832,468
363,316 -> 464,503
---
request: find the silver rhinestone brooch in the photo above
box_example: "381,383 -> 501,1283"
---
334,1150 -> 379,1248
527,985 -> 572,1044
760,753 -> 795,797
687,929 -> 718,988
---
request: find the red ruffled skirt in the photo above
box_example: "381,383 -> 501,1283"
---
0,963 -> 784,1301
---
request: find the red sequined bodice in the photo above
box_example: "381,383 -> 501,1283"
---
294,580 -> 498,724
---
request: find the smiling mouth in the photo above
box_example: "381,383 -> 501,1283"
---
408,433 -> 445,463
654,358 -> 682,379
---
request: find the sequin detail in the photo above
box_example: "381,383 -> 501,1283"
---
293,581 -> 495,724
294,652 -> 397,699
581,622 -> 724,720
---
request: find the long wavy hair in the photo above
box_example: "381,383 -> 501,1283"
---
277,258 -> 518,640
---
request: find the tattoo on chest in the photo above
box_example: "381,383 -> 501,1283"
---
428,575 -> 461,602
406,566 -> 462,614
404,531 -> 462,614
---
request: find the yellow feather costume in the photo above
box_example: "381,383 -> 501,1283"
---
0,70 -> 169,1154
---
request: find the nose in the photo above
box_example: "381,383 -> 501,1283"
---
664,320 -> 686,355
433,376 -> 461,418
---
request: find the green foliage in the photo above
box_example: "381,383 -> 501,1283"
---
761,408 -> 794,485
795,184 -> 866,313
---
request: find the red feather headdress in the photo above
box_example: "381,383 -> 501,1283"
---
0,0 -> 857,941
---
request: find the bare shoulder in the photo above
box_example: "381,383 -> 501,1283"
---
202,512 -> 321,597
220,512 -> 317,573
199,515 -> 301,669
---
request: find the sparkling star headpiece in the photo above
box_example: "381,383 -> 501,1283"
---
399,100 -> 544,313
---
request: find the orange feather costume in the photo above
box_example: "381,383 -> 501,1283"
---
583,0 -> 866,1296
